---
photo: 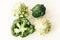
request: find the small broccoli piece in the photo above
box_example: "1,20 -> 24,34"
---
35,17 -> 51,35
11,17 -> 35,37
32,4 -> 46,18
13,3 -> 29,17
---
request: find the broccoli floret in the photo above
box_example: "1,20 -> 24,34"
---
32,4 -> 46,18
11,17 -> 35,37
13,3 -> 29,17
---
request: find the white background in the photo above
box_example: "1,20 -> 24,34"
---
0,0 -> 60,40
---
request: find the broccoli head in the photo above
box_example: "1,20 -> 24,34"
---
11,17 -> 35,37
32,4 -> 46,18
13,3 -> 29,17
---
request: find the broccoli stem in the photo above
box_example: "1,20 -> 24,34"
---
16,23 -> 27,31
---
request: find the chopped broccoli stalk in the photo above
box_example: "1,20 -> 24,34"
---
13,3 -> 29,17
11,17 -> 35,37
32,4 -> 46,18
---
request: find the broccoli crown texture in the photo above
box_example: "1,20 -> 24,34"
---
13,3 -> 29,17
32,4 -> 46,18
11,17 -> 35,37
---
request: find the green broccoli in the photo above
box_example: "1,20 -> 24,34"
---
32,4 -> 46,18
11,17 -> 35,37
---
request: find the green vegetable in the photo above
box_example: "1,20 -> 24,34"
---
11,17 -> 35,37
35,17 -> 51,35
13,3 -> 29,17
32,4 -> 46,18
